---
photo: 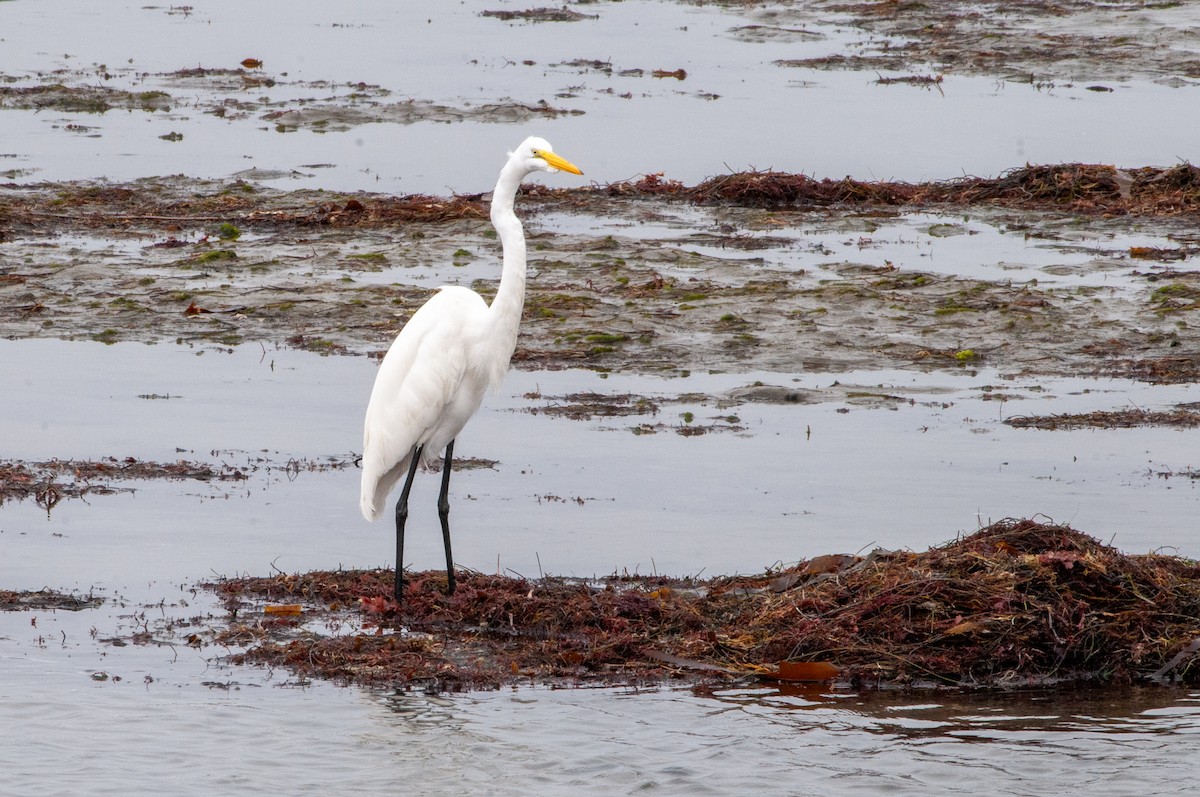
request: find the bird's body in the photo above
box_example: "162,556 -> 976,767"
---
359,136 -> 583,603
359,284 -> 507,521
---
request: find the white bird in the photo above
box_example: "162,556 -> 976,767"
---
359,136 -> 583,605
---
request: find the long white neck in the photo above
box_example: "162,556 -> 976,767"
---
486,160 -> 528,358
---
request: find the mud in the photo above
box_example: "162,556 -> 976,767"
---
762,0 -> 1200,82
0,68 -> 581,134
0,451 -> 511,509
0,454 -> 354,510
481,7 -> 599,23
3,171 -> 1199,391
0,588 -> 102,612
1004,407 -> 1200,430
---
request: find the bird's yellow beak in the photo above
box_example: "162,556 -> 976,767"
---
536,149 -> 583,175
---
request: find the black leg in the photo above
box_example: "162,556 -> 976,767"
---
438,439 -> 456,595
393,445 -> 423,605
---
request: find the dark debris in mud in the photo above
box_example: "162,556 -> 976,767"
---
1005,407 -> 1200,430
0,588 -> 103,612
607,164 -> 1200,215
1084,351 -> 1200,385
0,183 -> 489,233
0,83 -> 176,114
4,167 -> 1200,381
0,63 -> 580,132
874,73 -> 945,90
777,0 -> 1200,81
1124,356 -> 1200,384
204,520 -> 1200,692
523,390 -> 661,420
4,164 -> 1200,238
481,6 -> 598,23
0,457 -> 250,509
518,390 -> 745,436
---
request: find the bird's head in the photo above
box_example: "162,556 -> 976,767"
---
510,136 -> 584,177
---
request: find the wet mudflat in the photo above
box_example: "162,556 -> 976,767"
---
4,1 -> 1200,794
4,165 -> 1200,383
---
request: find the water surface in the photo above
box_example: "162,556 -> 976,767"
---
4,2 -> 1200,794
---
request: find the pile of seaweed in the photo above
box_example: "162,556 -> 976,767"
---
3,163 -> 1199,236
207,520 -> 1200,692
606,163 -> 1200,215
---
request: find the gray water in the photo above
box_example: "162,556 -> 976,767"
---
4,1 -> 1200,794
3,340 -> 1199,795
3,0 -> 1198,193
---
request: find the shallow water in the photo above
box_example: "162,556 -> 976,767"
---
2,0 -> 1198,194
3,340 -> 1200,794
4,340 -> 1199,588
5,1 -> 1200,794
4,599 -> 1200,796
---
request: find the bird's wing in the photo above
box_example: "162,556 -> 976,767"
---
360,287 -> 489,520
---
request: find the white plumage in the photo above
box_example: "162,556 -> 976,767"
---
359,284 -> 497,521
358,136 -> 583,602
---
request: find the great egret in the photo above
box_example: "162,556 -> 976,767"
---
359,136 -> 583,605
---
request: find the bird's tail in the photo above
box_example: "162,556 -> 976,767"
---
359,451 -> 413,522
